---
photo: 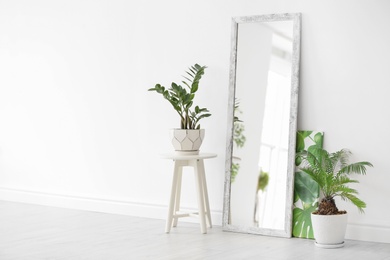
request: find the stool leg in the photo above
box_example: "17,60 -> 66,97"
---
194,160 -> 207,234
165,161 -> 180,233
173,166 -> 183,227
199,159 -> 212,228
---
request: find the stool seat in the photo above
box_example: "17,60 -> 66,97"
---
161,152 -> 217,234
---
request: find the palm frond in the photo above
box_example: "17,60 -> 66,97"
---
336,176 -> 359,185
339,161 -> 373,175
330,149 -> 351,173
339,192 -> 366,213
333,185 -> 359,197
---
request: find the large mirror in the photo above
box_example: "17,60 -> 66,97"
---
223,13 -> 301,237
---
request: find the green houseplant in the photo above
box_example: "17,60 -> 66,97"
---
148,64 -> 211,152
297,147 -> 373,248
293,131 -> 323,239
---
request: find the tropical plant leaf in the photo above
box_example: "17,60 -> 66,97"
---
292,203 -> 317,238
295,156 -> 302,166
314,132 -> 324,147
296,134 -> 305,154
299,131 -> 313,138
293,131 -> 324,238
296,131 -> 313,152
294,171 -> 319,204
294,191 -> 299,203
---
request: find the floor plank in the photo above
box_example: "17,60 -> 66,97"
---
0,201 -> 389,259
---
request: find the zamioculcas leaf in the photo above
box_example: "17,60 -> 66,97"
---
186,101 -> 193,109
191,85 -> 198,93
185,72 -> 194,79
182,80 -> 191,89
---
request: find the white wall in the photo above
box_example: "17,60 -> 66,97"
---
0,0 -> 389,243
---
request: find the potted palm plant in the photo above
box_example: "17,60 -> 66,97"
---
148,64 -> 211,153
297,147 -> 373,248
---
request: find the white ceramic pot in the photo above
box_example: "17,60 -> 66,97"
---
311,212 -> 348,248
170,129 -> 205,154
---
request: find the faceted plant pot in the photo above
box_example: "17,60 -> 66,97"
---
169,129 -> 205,154
311,212 -> 348,248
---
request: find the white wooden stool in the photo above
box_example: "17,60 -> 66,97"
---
161,153 -> 217,234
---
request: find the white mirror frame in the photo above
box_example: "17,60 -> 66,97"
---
223,13 -> 301,238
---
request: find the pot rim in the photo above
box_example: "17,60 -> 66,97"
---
170,128 -> 205,130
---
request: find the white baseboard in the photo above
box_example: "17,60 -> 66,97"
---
0,187 -> 223,226
346,223 -> 390,244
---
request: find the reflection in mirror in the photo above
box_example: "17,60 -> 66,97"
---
223,13 -> 301,238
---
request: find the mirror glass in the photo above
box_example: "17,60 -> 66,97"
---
223,13 -> 301,237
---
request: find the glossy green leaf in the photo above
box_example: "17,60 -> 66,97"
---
292,203 -> 317,238
294,191 -> 299,203
295,171 -> 319,204
314,132 -> 324,147
296,133 -> 305,153
295,156 -> 302,167
300,131 -> 313,138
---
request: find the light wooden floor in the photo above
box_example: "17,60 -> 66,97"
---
0,201 -> 389,260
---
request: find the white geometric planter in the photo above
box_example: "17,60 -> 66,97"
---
170,129 -> 205,154
311,213 -> 348,248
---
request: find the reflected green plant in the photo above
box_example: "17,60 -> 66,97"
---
231,99 -> 246,183
257,170 -> 269,192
